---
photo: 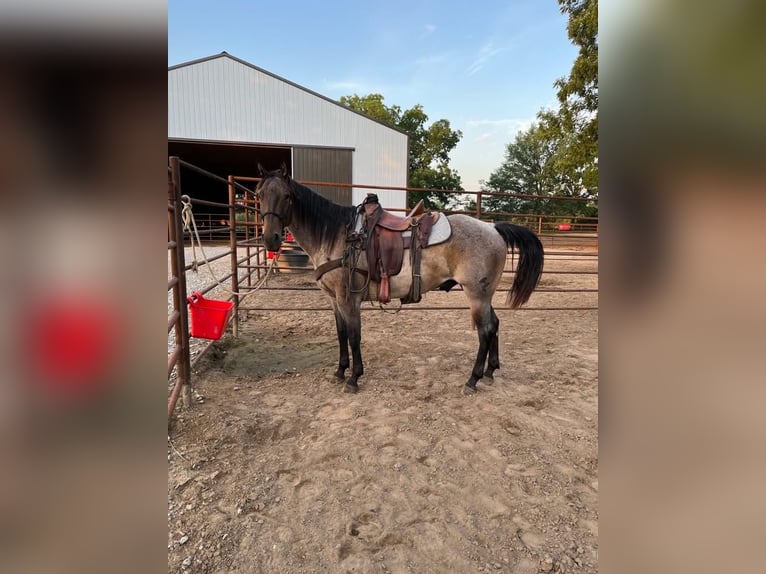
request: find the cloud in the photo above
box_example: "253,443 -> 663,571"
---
465,118 -> 534,136
466,40 -> 504,76
413,53 -> 448,67
322,78 -> 381,94
475,132 -> 493,142
415,24 -> 437,44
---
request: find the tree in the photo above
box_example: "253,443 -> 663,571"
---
482,122 -> 553,215
339,94 -> 463,209
553,0 -> 598,199
482,0 -> 598,221
555,0 -> 598,116
537,109 -> 597,201
481,118 -> 597,219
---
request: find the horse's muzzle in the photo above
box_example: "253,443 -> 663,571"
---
264,233 -> 282,252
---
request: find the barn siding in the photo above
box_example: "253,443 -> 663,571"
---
168,54 -> 408,208
293,148 -> 353,205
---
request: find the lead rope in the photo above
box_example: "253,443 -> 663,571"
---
180,195 -> 276,301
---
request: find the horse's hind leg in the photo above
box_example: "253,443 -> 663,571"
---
463,295 -> 493,395
483,307 -> 500,381
331,301 -> 349,383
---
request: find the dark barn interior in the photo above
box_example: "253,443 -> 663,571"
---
169,140 -> 354,241
169,139 -> 290,206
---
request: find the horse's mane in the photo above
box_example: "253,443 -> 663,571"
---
289,178 -> 357,245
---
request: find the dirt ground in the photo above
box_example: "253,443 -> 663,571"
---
168,245 -> 598,574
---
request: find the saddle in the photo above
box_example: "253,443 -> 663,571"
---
361,194 -> 437,304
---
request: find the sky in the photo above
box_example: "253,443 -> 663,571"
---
168,0 -> 577,192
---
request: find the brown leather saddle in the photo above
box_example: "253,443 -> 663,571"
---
361,194 -> 437,304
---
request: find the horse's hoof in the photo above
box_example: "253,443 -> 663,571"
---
343,383 -> 359,394
483,373 -> 495,385
328,373 -> 345,384
462,384 -> 477,395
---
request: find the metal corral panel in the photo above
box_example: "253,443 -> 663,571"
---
293,148 -> 352,205
169,53 -> 408,208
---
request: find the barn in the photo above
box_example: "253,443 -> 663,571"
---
168,52 -> 409,209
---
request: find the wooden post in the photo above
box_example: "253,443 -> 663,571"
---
476,192 -> 482,220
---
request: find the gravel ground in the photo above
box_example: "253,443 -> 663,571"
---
168,244 -> 271,378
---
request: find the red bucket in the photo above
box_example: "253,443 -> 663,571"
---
557,224 -> 572,231
187,292 -> 234,340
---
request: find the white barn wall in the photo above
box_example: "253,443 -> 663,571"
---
168,55 -> 408,208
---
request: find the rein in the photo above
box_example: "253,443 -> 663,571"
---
314,209 -> 371,297
259,177 -> 369,296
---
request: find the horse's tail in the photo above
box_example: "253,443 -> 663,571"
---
494,223 -> 544,309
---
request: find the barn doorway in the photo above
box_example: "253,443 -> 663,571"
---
168,140 -> 291,239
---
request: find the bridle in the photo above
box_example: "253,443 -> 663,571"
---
256,177 -> 293,228
260,210 -> 288,227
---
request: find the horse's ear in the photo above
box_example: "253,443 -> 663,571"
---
280,162 -> 289,179
257,162 -> 266,177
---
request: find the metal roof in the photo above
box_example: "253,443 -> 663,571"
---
169,52 -> 408,137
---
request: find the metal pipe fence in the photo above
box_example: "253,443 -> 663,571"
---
167,157 -> 598,423
230,174 -> 598,297
167,158 -> 192,421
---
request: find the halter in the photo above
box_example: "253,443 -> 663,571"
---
257,179 -> 293,228
260,211 -> 287,226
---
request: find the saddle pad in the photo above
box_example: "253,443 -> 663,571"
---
402,213 -> 451,247
353,211 -> 364,233
352,210 -> 451,246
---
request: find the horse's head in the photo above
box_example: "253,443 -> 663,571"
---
256,162 -> 293,252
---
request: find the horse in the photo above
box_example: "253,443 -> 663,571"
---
255,163 -> 544,395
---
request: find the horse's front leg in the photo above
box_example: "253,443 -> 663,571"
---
338,300 -> 364,393
331,301 -> 350,382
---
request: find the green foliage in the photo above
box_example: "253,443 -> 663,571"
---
555,0 -> 598,115
481,116 -> 597,218
552,0 -> 598,200
482,0 -> 598,220
339,94 -> 463,209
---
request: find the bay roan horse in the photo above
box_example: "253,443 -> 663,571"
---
256,164 -> 544,395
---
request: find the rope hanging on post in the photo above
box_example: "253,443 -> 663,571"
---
180,195 -> 275,300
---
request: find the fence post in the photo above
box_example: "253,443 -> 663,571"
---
244,181 -> 252,288
254,187 -> 262,282
537,216 -> 542,235
169,156 -> 192,411
228,176 -> 240,338
476,192 -> 482,219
